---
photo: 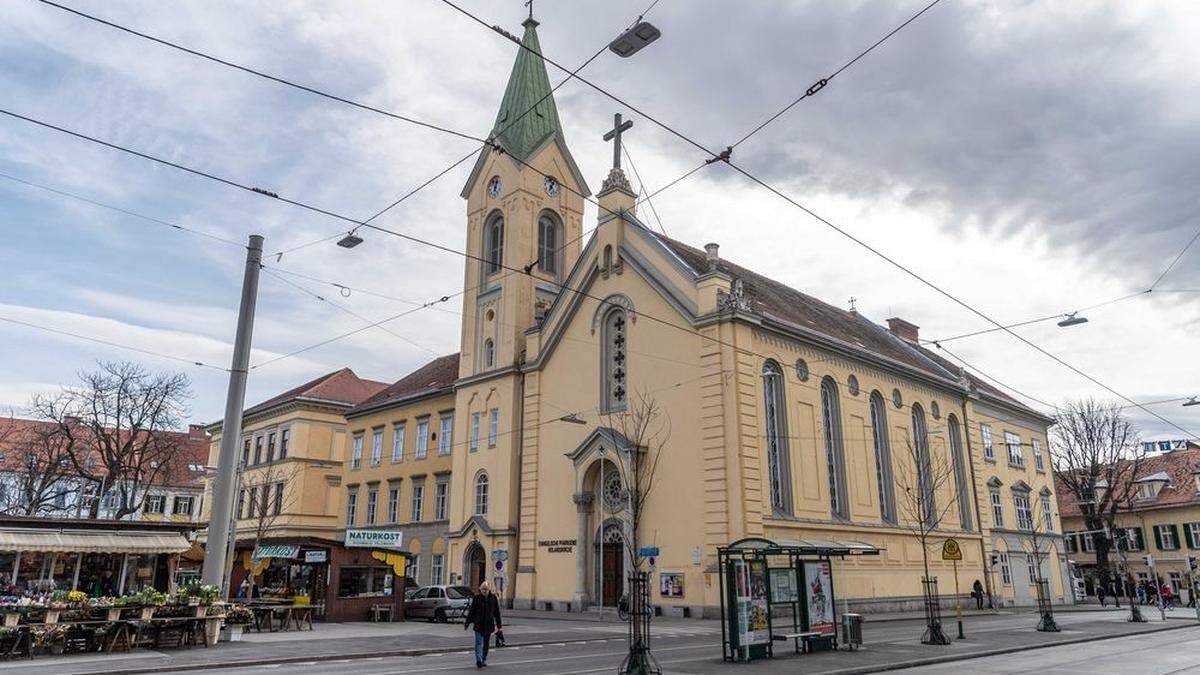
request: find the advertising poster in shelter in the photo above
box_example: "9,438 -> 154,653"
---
746,560 -> 770,644
769,568 -> 798,603
660,571 -> 685,598
804,561 -> 835,636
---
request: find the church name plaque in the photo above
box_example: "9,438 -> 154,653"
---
538,539 -> 577,553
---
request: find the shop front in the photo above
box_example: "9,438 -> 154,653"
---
230,538 -> 332,617
325,528 -> 410,622
0,516 -> 197,596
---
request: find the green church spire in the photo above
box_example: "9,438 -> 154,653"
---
490,18 -> 563,162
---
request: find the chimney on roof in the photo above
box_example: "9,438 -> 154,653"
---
886,317 -> 920,344
189,424 -> 207,438
704,242 -> 719,270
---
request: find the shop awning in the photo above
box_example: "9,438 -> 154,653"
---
0,528 -> 192,554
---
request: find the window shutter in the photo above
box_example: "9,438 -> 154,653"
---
1170,524 -> 1181,550
1135,527 -> 1145,551
1186,524 -> 1196,550
1153,526 -> 1163,550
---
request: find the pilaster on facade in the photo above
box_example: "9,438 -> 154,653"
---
699,323 -> 731,561
732,336 -> 766,538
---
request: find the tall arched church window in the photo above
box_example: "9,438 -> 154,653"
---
538,212 -> 561,275
762,360 -> 792,514
948,414 -> 972,531
911,404 -> 935,528
485,213 -> 504,275
482,338 -> 495,369
600,308 -> 628,412
474,473 -> 489,516
821,377 -> 849,519
869,391 -> 896,524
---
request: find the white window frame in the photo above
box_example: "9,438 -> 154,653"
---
411,482 -> 424,522
392,423 -> 405,463
279,427 -> 290,459
371,429 -> 383,467
1040,493 -> 1053,531
1082,532 -> 1095,552
387,486 -> 400,524
432,554 -> 445,586
998,553 -> 1011,585
1014,493 -> 1032,531
1189,523 -> 1200,550
1159,525 -> 1179,550
346,491 -> 357,526
172,495 -> 194,516
438,414 -> 453,455
475,474 -> 489,516
435,481 -> 449,521
470,413 -> 480,451
415,418 -> 429,459
488,409 -> 499,448
1033,438 -> 1045,472
981,424 -> 994,461
351,434 -> 364,470
366,488 -> 378,525
990,489 -> 1003,528
1005,431 -> 1023,467
144,494 -> 166,514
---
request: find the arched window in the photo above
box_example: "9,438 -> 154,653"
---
474,473 -> 489,516
537,212 -> 561,275
948,414 -> 972,531
821,377 -> 849,519
869,391 -> 896,524
762,361 -> 792,514
482,338 -> 495,369
602,245 -> 613,275
484,213 -> 504,274
601,308 -> 628,412
911,404 -> 935,528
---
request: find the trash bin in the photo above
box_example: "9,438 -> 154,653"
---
841,613 -> 862,650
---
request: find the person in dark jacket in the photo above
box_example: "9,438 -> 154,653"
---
972,580 -> 984,610
465,581 -> 502,668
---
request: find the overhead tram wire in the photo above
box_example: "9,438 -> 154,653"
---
0,314 -> 229,372
623,143 -> 667,236
1149,224 -> 1200,291
35,0 -> 484,145
439,1 -> 1200,438
261,268 -> 442,356
0,107 -> 1117,429
922,290 -> 1150,345
0,170 -> 246,249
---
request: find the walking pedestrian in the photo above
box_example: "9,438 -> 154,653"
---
465,581 -> 502,668
1097,584 -> 1107,607
972,579 -> 984,610
1161,582 -> 1175,610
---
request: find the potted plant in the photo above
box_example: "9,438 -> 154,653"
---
221,605 -> 252,642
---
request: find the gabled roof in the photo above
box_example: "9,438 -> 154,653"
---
242,368 -> 388,419
1057,446 -> 1200,517
654,235 -> 962,385
911,343 -> 1053,423
347,354 -> 460,417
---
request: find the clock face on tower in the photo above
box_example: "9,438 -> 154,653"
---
487,175 -> 502,198
543,175 -> 560,197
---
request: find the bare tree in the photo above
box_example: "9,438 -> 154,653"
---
893,429 -> 961,645
1022,500 -> 1062,631
30,361 -> 193,519
0,418 -> 77,516
601,390 -> 668,675
1051,398 -> 1143,593
239,460 -> 300,597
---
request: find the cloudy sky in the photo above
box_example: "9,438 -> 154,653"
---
1,0 -> 1196,439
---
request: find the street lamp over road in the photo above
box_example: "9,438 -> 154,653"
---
608,21 -> 661,57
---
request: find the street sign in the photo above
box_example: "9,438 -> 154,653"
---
345,529 -> 403,550
941,539 -> 963,561
638,546 -> 660,558
495,560 -> 504,572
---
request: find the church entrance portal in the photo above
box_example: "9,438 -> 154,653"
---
598,521 -> 624,607
465,542 -> 486,591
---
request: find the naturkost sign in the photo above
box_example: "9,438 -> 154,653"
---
345,529 -> 404,550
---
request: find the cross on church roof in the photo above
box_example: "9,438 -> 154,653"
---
603,113 -> 633,172
525,0 -> 533,20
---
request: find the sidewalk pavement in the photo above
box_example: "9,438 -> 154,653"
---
8,604 -> 1196,674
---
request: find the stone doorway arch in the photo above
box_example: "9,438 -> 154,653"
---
464,541 -> 487,592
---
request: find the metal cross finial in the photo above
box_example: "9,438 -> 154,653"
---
848,296 -> 857,312
602,113 -> 633,171
525,0 -> 533,19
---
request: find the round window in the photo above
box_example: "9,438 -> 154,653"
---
486,175 -> 502,198
795,359 -> 809,382
847,375 -> 860,396
603,470 -> 624,511
892,388 -> 903,409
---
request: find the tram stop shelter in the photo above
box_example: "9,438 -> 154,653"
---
717,537 -> 879,663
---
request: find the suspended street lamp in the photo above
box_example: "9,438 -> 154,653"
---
1183,397 -> 1199,408
1057,312 -> 1088,328
608,21 -> 662,57
337,229 -> 364,249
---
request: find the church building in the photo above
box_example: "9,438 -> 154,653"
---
319,15 -> 1070,616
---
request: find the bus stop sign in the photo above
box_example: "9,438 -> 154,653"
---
941,539 -> 962,561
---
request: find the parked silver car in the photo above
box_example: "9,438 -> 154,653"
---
405,585 -> 472,622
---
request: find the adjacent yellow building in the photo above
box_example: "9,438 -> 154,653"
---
1059,441 -> 1200,603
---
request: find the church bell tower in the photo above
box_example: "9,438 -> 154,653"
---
448,13 -> 589,595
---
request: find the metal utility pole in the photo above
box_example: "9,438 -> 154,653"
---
201,234 -> 263,587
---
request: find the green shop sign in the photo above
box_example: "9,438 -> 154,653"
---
252,544 -> 300,560
345,529 -> 404,549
